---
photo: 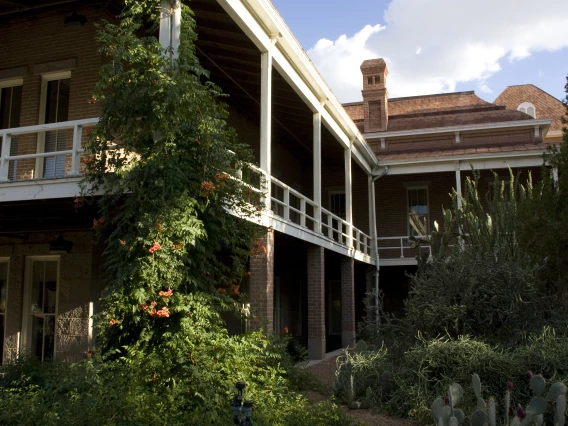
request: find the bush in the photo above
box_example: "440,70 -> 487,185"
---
400,245 -> 553,344
335,329 -> 568,424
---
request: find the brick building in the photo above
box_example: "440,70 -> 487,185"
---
0,0 -> 564,364
344,59 -> 564,314
0,0 -> 383,363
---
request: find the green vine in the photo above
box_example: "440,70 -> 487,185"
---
81,0 -> 261,355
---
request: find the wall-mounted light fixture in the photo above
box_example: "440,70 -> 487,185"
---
48,234 -> 74,254
64,11 -> 87,27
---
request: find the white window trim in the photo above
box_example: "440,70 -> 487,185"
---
0,257 -> 10,365
517,102 -> 536,118
21,256 -> 60,361
406,185 -> 430,237
0,78 -> 23,89
35,71 -> 72,177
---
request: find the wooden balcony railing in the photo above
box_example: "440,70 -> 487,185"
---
0,118 -> 99,182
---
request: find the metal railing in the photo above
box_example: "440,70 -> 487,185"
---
0,118 -> 99,182
376,236 -> 432,259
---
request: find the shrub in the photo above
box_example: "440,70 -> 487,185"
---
335,329 -> 568,424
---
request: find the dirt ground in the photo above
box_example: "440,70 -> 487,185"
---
302,355 -> 419,426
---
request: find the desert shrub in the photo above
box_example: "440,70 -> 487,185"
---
400,245 -> 553,344
335,329 -> 568,424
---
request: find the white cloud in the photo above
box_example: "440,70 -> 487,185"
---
306,0 -> 568,102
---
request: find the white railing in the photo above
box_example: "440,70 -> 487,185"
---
270,175 -> 318,231
0,118 -> 98,182
376,236 -> 432,259
352,228 -> 372,256
321,207 -> 349,245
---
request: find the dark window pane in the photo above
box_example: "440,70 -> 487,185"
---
56,79 -> 70,123
45,80 -> 59,124
0,87 -> 12,129
10,86 -> 22,127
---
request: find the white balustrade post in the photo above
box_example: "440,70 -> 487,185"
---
70,125 -> 82,176
0,133 -> 11,182
344,145 -> 353,248
260,43 -> 274,210
313,110 -> 322,233
300,198 -> 306,227
283,187 -> 290,220
455,161 -> 462,210
400,238 -> 404,258
327,213 -> 333,239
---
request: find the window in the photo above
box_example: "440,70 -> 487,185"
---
329,191 -> 346,220
36,72 -> 71,178
0,81 -> 22,130
517,102 -> 536,118
487,178 -> 511,201
0,79 -> 23,181
0,260 -> 8,365
22,257 -> 59,361
407,187 -> 429,236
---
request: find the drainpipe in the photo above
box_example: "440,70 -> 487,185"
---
371,166 -> 388,326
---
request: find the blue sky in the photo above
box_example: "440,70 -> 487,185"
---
271,0 -> 568,104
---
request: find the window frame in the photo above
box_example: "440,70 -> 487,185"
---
406,185 -> 430,237
0,257 -> 10,365
328,189 -> 346,220
21,256 -> 60,361
35,71 -> 72,178
517,102 -> 536,118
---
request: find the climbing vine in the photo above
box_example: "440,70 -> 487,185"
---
82,0 -> 261,354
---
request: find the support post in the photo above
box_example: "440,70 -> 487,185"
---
455,161 -> 462,210
0,133 -> 11,182
345,145 -> 353,248
341,257 -> 356,349
249,230 -> 275,333
159,1 -> 181,59
307,245 -> 325,360
69,125 -> 82,176
260,47 -> 274,210
313,110 -> 322,233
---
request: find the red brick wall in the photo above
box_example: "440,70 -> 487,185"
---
307,244 -> 325,338
249,230 -> 274,332
0,6 -> 111,178
340,257 -> 355,346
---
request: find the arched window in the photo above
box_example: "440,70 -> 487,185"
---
517,102 -> 536,118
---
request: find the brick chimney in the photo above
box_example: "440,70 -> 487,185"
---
361,59 -> 388,132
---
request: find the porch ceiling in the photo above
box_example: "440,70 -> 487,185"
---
0,0 -> 122,20
191,0 -> 344,166
0,198 -> 98,233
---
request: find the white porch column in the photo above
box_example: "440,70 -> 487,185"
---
344,144 -> 353,248
553,167 -> 559,188
313,110 -> 322,233
455,161 -> 462,210
260,45 -> 274,210
159,1 -> 181,59
0,133 -> 11,182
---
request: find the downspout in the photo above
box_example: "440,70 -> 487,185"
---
371,166 -> 388,325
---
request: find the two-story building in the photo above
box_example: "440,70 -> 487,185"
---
0,0 -> 385,362
344,59 -> 563,316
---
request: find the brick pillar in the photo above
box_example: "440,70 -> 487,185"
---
341,257 -> 356,348
249,230 -> 274,333
307,245 -> 325,360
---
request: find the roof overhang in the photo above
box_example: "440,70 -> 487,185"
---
373,149 -> 547,175
365,118 -> 553,140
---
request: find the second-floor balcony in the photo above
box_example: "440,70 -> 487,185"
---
0,118 -> 374,263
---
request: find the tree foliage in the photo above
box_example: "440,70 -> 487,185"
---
81,0 -> 261,353
517,75 -> 568,294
